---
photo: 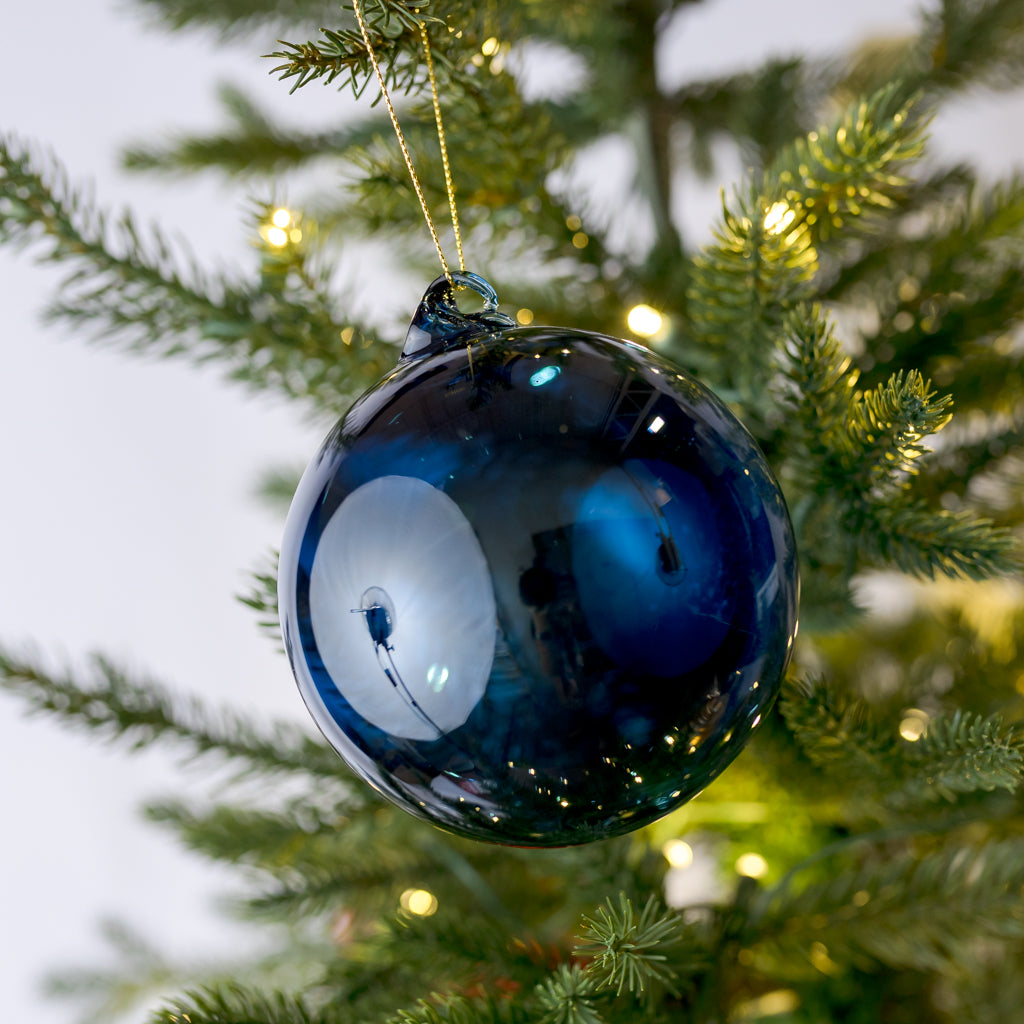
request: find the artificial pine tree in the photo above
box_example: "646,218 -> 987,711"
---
3,0 -> 1024,1021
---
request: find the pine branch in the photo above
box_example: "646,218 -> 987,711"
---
237,553 -> 282,649
122,84 -> 392,177
575,894 -> 684,998
774,305 -> 857,475
267,3 -> 449,97
0,134 -> 391,413
0,648 -> 344,780
751,840 -> 1024,972
902,711 -> 1024,802
143,796 -> 378,873
778,677 -> 895,783
839,370 -> 953,491
534,966 -> 604,1024
133,0 -> 342,37
668,57 -> 824,172
780,677 -> 1024,805
392,993 -> 531,1024
152,985 -> 334,1024
859,498 -> 1020,579
919,0 -> 1024,92
687,85 -> 925,404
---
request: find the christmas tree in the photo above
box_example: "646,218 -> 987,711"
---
3,0 -> 1024,1021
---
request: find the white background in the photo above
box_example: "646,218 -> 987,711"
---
2,1 -> 1022,1021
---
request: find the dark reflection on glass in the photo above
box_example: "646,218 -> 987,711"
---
280,318 -> 799,846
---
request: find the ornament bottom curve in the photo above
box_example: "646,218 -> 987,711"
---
279,297 -> 798,845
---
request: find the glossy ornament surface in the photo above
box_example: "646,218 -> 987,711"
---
279,273 -> 799,846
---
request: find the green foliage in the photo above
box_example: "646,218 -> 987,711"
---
237,553 -> 282,648
780,676 -> 1024,809
575,894 -> 684,997
751,838 -> 1024,973
151,985 -> 333,1024
121,84 -> 391,178
268,2 -> 450,98
0,135 -> 391,413
6,1 -> 1024,1023
685,86 -> 925,408
0,647 -> 343,779
535,966 -> 604,1024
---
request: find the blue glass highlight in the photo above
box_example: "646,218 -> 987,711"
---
530,364 -> 562,387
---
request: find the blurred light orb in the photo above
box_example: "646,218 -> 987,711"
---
627,303 -> 664,338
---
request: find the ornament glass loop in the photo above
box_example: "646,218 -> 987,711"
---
279,275 -> 799,846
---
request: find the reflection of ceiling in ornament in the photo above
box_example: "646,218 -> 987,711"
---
309,475 -> 497,741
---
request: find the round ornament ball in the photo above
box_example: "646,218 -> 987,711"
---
279,273 -> 798,846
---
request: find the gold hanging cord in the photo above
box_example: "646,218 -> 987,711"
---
352,0 -> 466,284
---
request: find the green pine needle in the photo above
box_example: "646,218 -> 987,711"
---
534,966 -> 604,1024
688,85 -> 926,404
904,710 -> 1024,801
0,133 -> 390,412
754,839 -> 1024,973
152,985 -> 330,1024
859,498 -> 1020,579
839,369 -> 953,489
575,894 -> 682,997
0,647 -> 343,780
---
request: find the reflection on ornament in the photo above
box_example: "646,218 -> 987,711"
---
309,475 -> 496,741
279,272 -> 799,846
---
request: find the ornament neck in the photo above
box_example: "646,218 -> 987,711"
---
402,272 -> 516,359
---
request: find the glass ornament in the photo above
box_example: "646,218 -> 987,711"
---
279,272 -> 799,846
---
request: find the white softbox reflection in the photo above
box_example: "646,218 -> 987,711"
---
309,475 -> 497,740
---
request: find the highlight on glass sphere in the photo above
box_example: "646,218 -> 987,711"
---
279,272 -> 799,846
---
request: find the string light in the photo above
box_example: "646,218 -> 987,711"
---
627,304 -> 663,338
266,226 -> 289,248
899,708 -> 930,742
263,207 -> 298,248
661,839 -> 694,869
399,888 -> 438,916
735,852 -> 769,878
481,37 -> 500,56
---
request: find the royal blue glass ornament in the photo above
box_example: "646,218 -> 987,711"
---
279,272 -> 799,846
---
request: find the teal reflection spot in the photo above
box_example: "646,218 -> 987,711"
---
530,365 -> 561,387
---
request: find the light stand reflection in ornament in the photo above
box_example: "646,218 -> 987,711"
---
350,586 -> 448,741
309,474 -> 497,742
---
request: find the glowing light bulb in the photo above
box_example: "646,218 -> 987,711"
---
266,227 -> 289,248
662,839 -> 694,869
271,207 -> 292,228
627,304 -> 663,338
899,708 -> 930,742
481,37 -> 500,56
400,888 -> 438,916
736,852 -> 769,878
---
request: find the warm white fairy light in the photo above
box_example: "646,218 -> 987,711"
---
481,37 -> 500,56
266,226 -> 289,247
735,852 -> 769,878
899,708 -> 930,742
400,888 -> 438,916
271,207 -> 292,228
662,839 -> 694,869
627,304 -> 663,338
